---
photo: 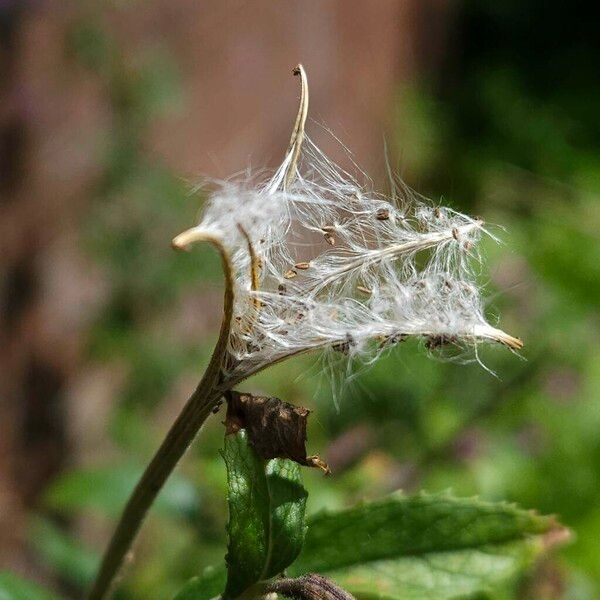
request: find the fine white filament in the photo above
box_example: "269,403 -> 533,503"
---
173,66 -> 522,384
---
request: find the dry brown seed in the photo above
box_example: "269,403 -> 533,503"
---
333,332 -> 356,354
434,207 -> 442,218
452,227 -> 460,240
284,269 -> 297,279
278,284 -> 286,294
294,262 -> 310,270
390,333 -> 408,344
356,285 -> 372,295
378,333 -> 408,348
324,233 -> 336,246
376,208 -> 390,221
321,225 -> 336,233
425,334 -> 458,350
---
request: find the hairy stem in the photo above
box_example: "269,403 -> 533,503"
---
87,238 -> 234,600
88,381 -> 222,599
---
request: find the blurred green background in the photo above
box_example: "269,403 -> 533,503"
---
0,1 -> 598,599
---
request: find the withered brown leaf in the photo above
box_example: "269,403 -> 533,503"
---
225,391 -> 330,474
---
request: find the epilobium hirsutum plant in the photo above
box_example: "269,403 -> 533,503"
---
88,65 -> 523,599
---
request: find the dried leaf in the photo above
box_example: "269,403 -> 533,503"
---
225,392 -> 329,473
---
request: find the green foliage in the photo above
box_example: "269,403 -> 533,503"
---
222,430 -> 308,598
44,464 -> 199,520
0,572 -> 57,600
28,519 -> 98,589
291,493 -> 564,600
294,493 -> 553,572
176,438 -> 565,600
173,567 -> 226,600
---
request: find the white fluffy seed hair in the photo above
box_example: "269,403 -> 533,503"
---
173,65 -> 522,383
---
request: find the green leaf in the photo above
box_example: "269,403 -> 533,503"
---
28,518 -> 98,588
289,492 -> 568,600
43,464 -> 198,519
0,572 -> 58,600
223,429 -> 308,599
310,540 -> 542,600
173,566 -> 226,600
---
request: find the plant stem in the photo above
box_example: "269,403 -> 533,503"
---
88,383 -> 221,599
284,64 -> 309,191
88,242 -> 234,600
89,65 -> 309,598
